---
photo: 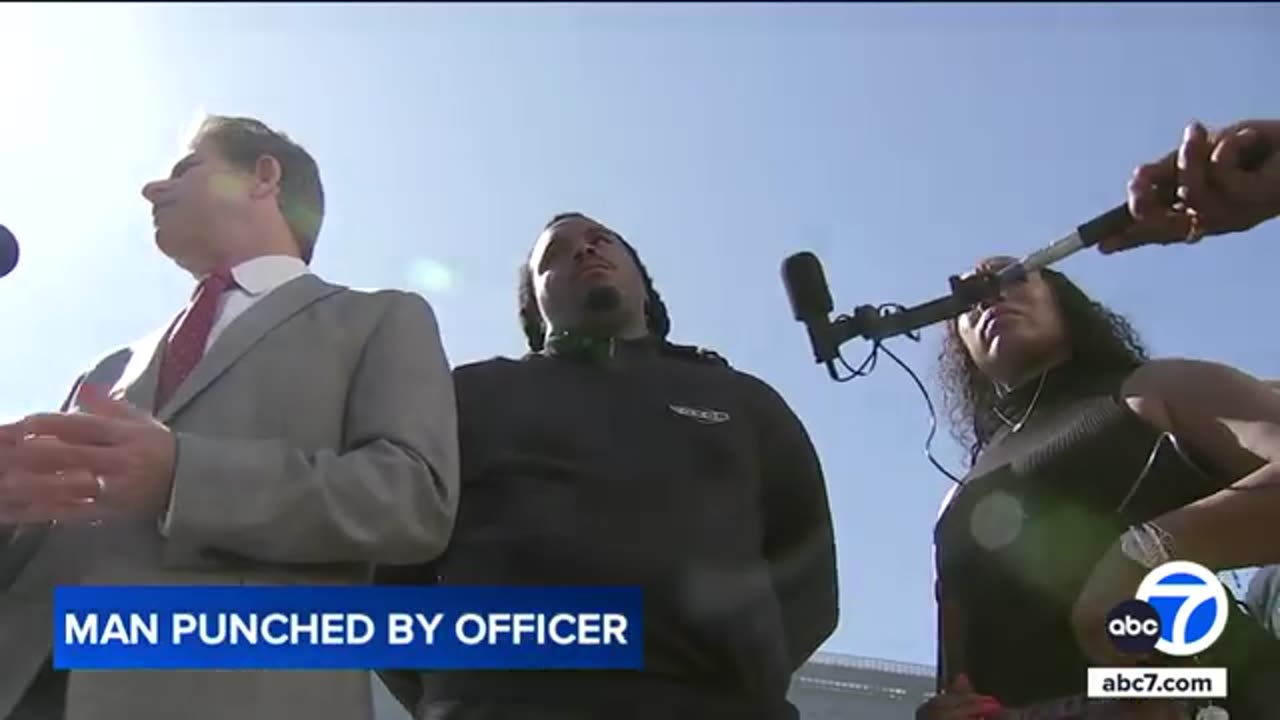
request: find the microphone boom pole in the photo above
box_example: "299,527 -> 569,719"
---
783,136 -> 1274,378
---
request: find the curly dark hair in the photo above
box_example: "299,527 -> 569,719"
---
937,268 -> 1149,466
517,212 -> 671,352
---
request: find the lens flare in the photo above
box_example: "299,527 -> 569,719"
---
409,258 -> 457,294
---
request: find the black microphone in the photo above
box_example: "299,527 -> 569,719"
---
782,251 -> 837,364
0,225 -> 18,279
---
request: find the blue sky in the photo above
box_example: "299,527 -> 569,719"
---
1,3 -> 1277,668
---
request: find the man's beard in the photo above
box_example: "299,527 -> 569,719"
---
571,285 -> 628,338
583,285 -> 622,313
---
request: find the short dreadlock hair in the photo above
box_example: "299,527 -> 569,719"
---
517,212 -> 671,353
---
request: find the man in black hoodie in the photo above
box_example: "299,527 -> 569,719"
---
379,212 -> 838,720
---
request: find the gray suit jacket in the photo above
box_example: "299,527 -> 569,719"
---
0,274 -> 459,720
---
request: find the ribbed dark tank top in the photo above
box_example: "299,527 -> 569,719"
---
934,360 -> 1280,715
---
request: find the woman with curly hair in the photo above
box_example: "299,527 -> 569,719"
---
916,257 -> 1280,720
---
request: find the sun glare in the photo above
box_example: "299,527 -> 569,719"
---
0,5 -> 48,123
0,3 -> 177,268
0,4 -> 157,141
179,106 -> 210,153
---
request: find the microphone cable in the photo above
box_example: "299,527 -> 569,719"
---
823,303 -> 967,486
832,293 -> 1264,670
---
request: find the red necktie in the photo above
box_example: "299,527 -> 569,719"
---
155,268 -> 236,411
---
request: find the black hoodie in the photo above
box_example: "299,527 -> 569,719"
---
379,337 -> 838,720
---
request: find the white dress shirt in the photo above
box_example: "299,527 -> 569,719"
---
202,255 -> 311,352
156,254 -> 310,534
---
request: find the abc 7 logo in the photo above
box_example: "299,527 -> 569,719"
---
1105,561 -> 1230,656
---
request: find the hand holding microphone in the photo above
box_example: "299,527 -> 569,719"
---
781,119 -> 1275,374
1099,119 -> 1280,254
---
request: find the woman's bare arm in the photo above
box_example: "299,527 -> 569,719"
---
1121,358 -> 1280,570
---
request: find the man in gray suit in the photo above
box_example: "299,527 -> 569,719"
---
0,115 -> 459,720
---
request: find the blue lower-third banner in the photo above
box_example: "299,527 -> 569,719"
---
53,585 -> 643,670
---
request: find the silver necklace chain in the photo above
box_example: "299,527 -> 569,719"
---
992,370 -> 1049,433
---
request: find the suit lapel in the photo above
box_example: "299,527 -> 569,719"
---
122,325 -> 168,413
156,274 -> 344,422
65,320 -> 173,414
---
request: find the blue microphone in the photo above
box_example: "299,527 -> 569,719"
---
0,225 -> 18,279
